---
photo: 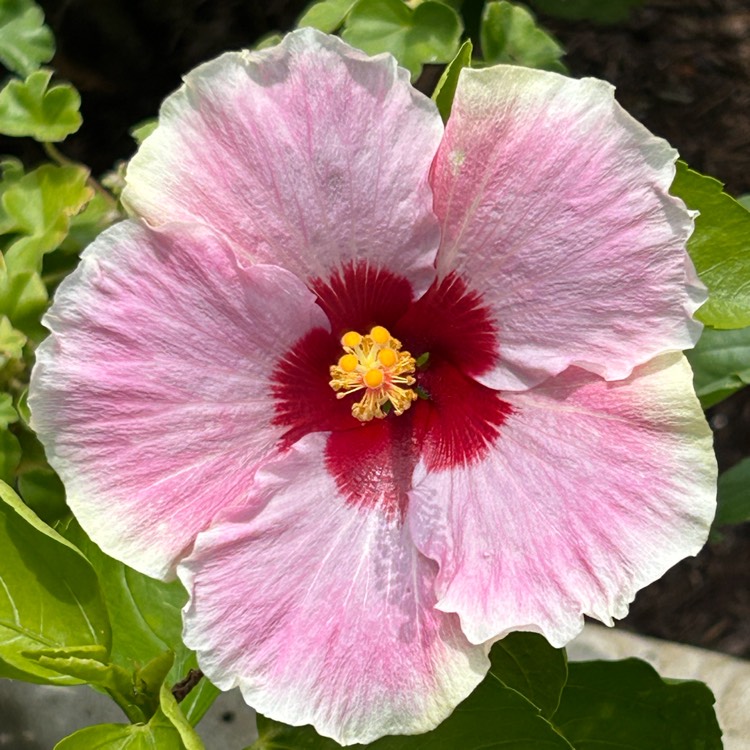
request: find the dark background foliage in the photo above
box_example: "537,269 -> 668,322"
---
3,0 -> 748,656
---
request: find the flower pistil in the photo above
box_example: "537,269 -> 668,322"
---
329,325 -> 417,421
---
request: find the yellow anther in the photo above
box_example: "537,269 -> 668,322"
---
377,348 -> 397,368
370,326 -> 390,345
339,354 -> 358,372
364,368 -> 384,388
341,331 -> 362,348
329,324 -> 417,422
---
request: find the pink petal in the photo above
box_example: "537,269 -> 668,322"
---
431,65 -> 705,390
123,29 -> 442,294
179,433 -> 488,746
409,353 -> 716,647
29,220 -> 328,580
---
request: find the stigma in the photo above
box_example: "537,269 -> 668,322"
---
329,325 -> 417,422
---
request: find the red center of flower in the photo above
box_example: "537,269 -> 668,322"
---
271,262 -> 512,519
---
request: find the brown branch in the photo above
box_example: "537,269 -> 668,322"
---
171,668 -> 204,703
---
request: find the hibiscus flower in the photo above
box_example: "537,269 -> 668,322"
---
29,29 -> 716,746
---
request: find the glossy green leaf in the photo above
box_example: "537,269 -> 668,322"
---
553,659 -> 722,749
342,0 -> 463,79
481,1 -> 565,72
0,0 -> 54,76
298,0 -> 357,32
711,458 -> 750,535
251,662 -> 574,748
54,707 -> 194,750
0,69 -> 82,142
61,519 -> 220,725
490,632 -> 567,719
672,161 -> 750,329
432,39 -> 472,122
0,314 -> 26,366
159,678 -> 206,750
686,325 -> 750,408
528,0 -> 644,23
0,481 -> 111,684
1,163 -> 93,272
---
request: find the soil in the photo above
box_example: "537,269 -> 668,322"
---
4,0 -> 750,657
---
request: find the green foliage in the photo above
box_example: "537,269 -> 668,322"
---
342,0 -> 463,79
129,118 -> 158,146
711,458 -> 750,539
0,0 -> 54,76
686,325 -> 750,408
0,69 -> 82,142
298,0 -> 358,33
480,1 -> 566,72
554,659 -> 722,749
672,161 -> 750,329
60,519 -> 220,726
528,0 -> 645,23
0,314 -> 26,366
0,481 -> 111,684
490,632 -> 567,718
432,39 -> 472,122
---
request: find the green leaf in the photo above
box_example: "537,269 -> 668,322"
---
711,457 -> 750,534
432,39 -> 472,122
251,659 -> 574,748
1,163 -> 93,272
298,0 -> 357,32
528,0 -> 644,23
0,69 -> 82,142
480,1 -> 565,72
0,266 -> 48,336
0,428 -> 21,483
0,314 -> 26,366
17,466 -> 67,524
0,392 -> 18,428
685,325 -> 750,408
490,632 -> 567,719
159,678 -> 206,750
254,33 -> 283,51
0,481 -> 111,684
129,117 -> 158,146
738,194 -> 750,211
0,0 -> 54,76
56,190 -> 121,257
672,161 -> 750,329
553,658 -> 722,749
54,709 -> 193,750
342,0 -> 463,79
60,519 -> 220,725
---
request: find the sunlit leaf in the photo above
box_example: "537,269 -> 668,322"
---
432,39 -> 472,122
61,519 -> 220,725
480,1 -> 565,72
1,163 -> 93,272
686,325 -> 750,408
298,0 -> 357,32
0,69 -> 82,142
342,0 -> 463,79
553,659 -> 722,749
0,481 -> 111,684
0,0 -> 54,76
672,161 -> 750,329
0,314 -> 26,366
129,117 -> 158,146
